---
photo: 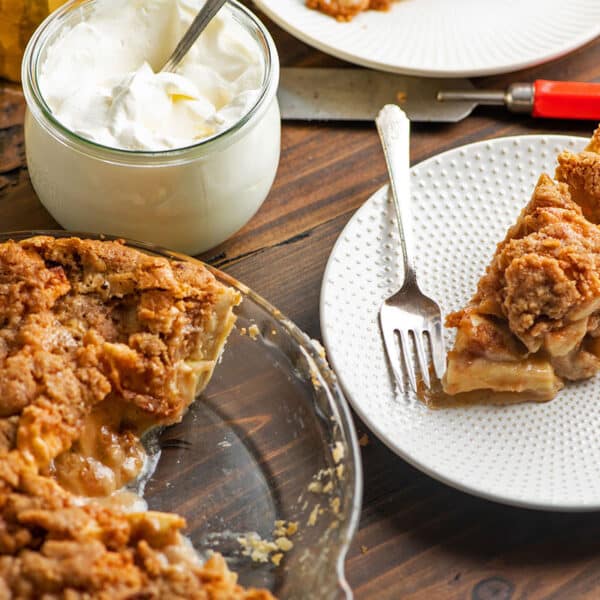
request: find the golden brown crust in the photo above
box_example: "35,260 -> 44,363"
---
0,236 -> 273,598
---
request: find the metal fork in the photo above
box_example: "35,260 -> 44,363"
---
376,105 -> 445,393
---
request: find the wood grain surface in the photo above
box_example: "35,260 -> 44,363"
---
2,4 -> 600,598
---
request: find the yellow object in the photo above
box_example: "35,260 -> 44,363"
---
0,0 -> 67,81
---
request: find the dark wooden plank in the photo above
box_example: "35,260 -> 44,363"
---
2,5 -> 600,598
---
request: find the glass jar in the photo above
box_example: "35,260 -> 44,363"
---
22,0 -> 280,255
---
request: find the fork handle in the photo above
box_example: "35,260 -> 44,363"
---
375,105 -> 415,282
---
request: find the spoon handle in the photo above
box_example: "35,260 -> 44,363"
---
161,0 -> 227,73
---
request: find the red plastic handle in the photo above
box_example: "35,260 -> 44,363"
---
533,80 -> 600,120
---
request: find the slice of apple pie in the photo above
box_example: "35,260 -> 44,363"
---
0,235 -> 274,598
440,127 -> 600,407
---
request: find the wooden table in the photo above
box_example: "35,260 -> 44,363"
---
3,5 -> 600,598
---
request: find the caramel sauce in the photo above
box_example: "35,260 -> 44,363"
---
52,398 -> 146,497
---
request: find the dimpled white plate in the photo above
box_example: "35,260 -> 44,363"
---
319,134 -> 600,511
253,0 -> 600,77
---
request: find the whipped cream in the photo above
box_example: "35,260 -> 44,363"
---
25,0 -> 280,254
39,0 -> 264,151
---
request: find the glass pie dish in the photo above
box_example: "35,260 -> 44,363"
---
1,230 -> 362,599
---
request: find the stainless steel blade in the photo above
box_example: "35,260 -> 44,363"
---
278,68 -> 477,123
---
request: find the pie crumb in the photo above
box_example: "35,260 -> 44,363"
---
332,441 -> 345,464
275,537 -> 293,551
286,521 -> 299,536
306,0 -> 397,21
238,520 -> 298,565
308,481 -> 323,493
271,553 -> 284,566
308,504 -> 320,526
330,497 -> 341,515
237,533 -> 278,563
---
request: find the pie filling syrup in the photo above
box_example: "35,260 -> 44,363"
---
0,236 -> 274,598
429,126 -> 600,408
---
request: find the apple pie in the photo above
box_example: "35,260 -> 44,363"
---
0,236 -> 274,598
440,127 -> 600,406
306,0 -> 396,21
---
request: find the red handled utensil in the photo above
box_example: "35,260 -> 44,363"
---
279,69 -> 600,122
437,80 -> 600,120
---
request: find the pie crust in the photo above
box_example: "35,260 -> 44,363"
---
0,236 -> 274,598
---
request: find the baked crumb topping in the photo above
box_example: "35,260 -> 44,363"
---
306,0 -> 396,21
469,174 -> 600,351
0,236 -> 274,598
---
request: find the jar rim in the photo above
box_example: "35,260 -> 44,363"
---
22,0 -> 279,163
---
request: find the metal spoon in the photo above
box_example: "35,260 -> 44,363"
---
160,0 -> 227,73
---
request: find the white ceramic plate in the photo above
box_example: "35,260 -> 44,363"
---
253,0 -> 600,77
319,134 -> 600,511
